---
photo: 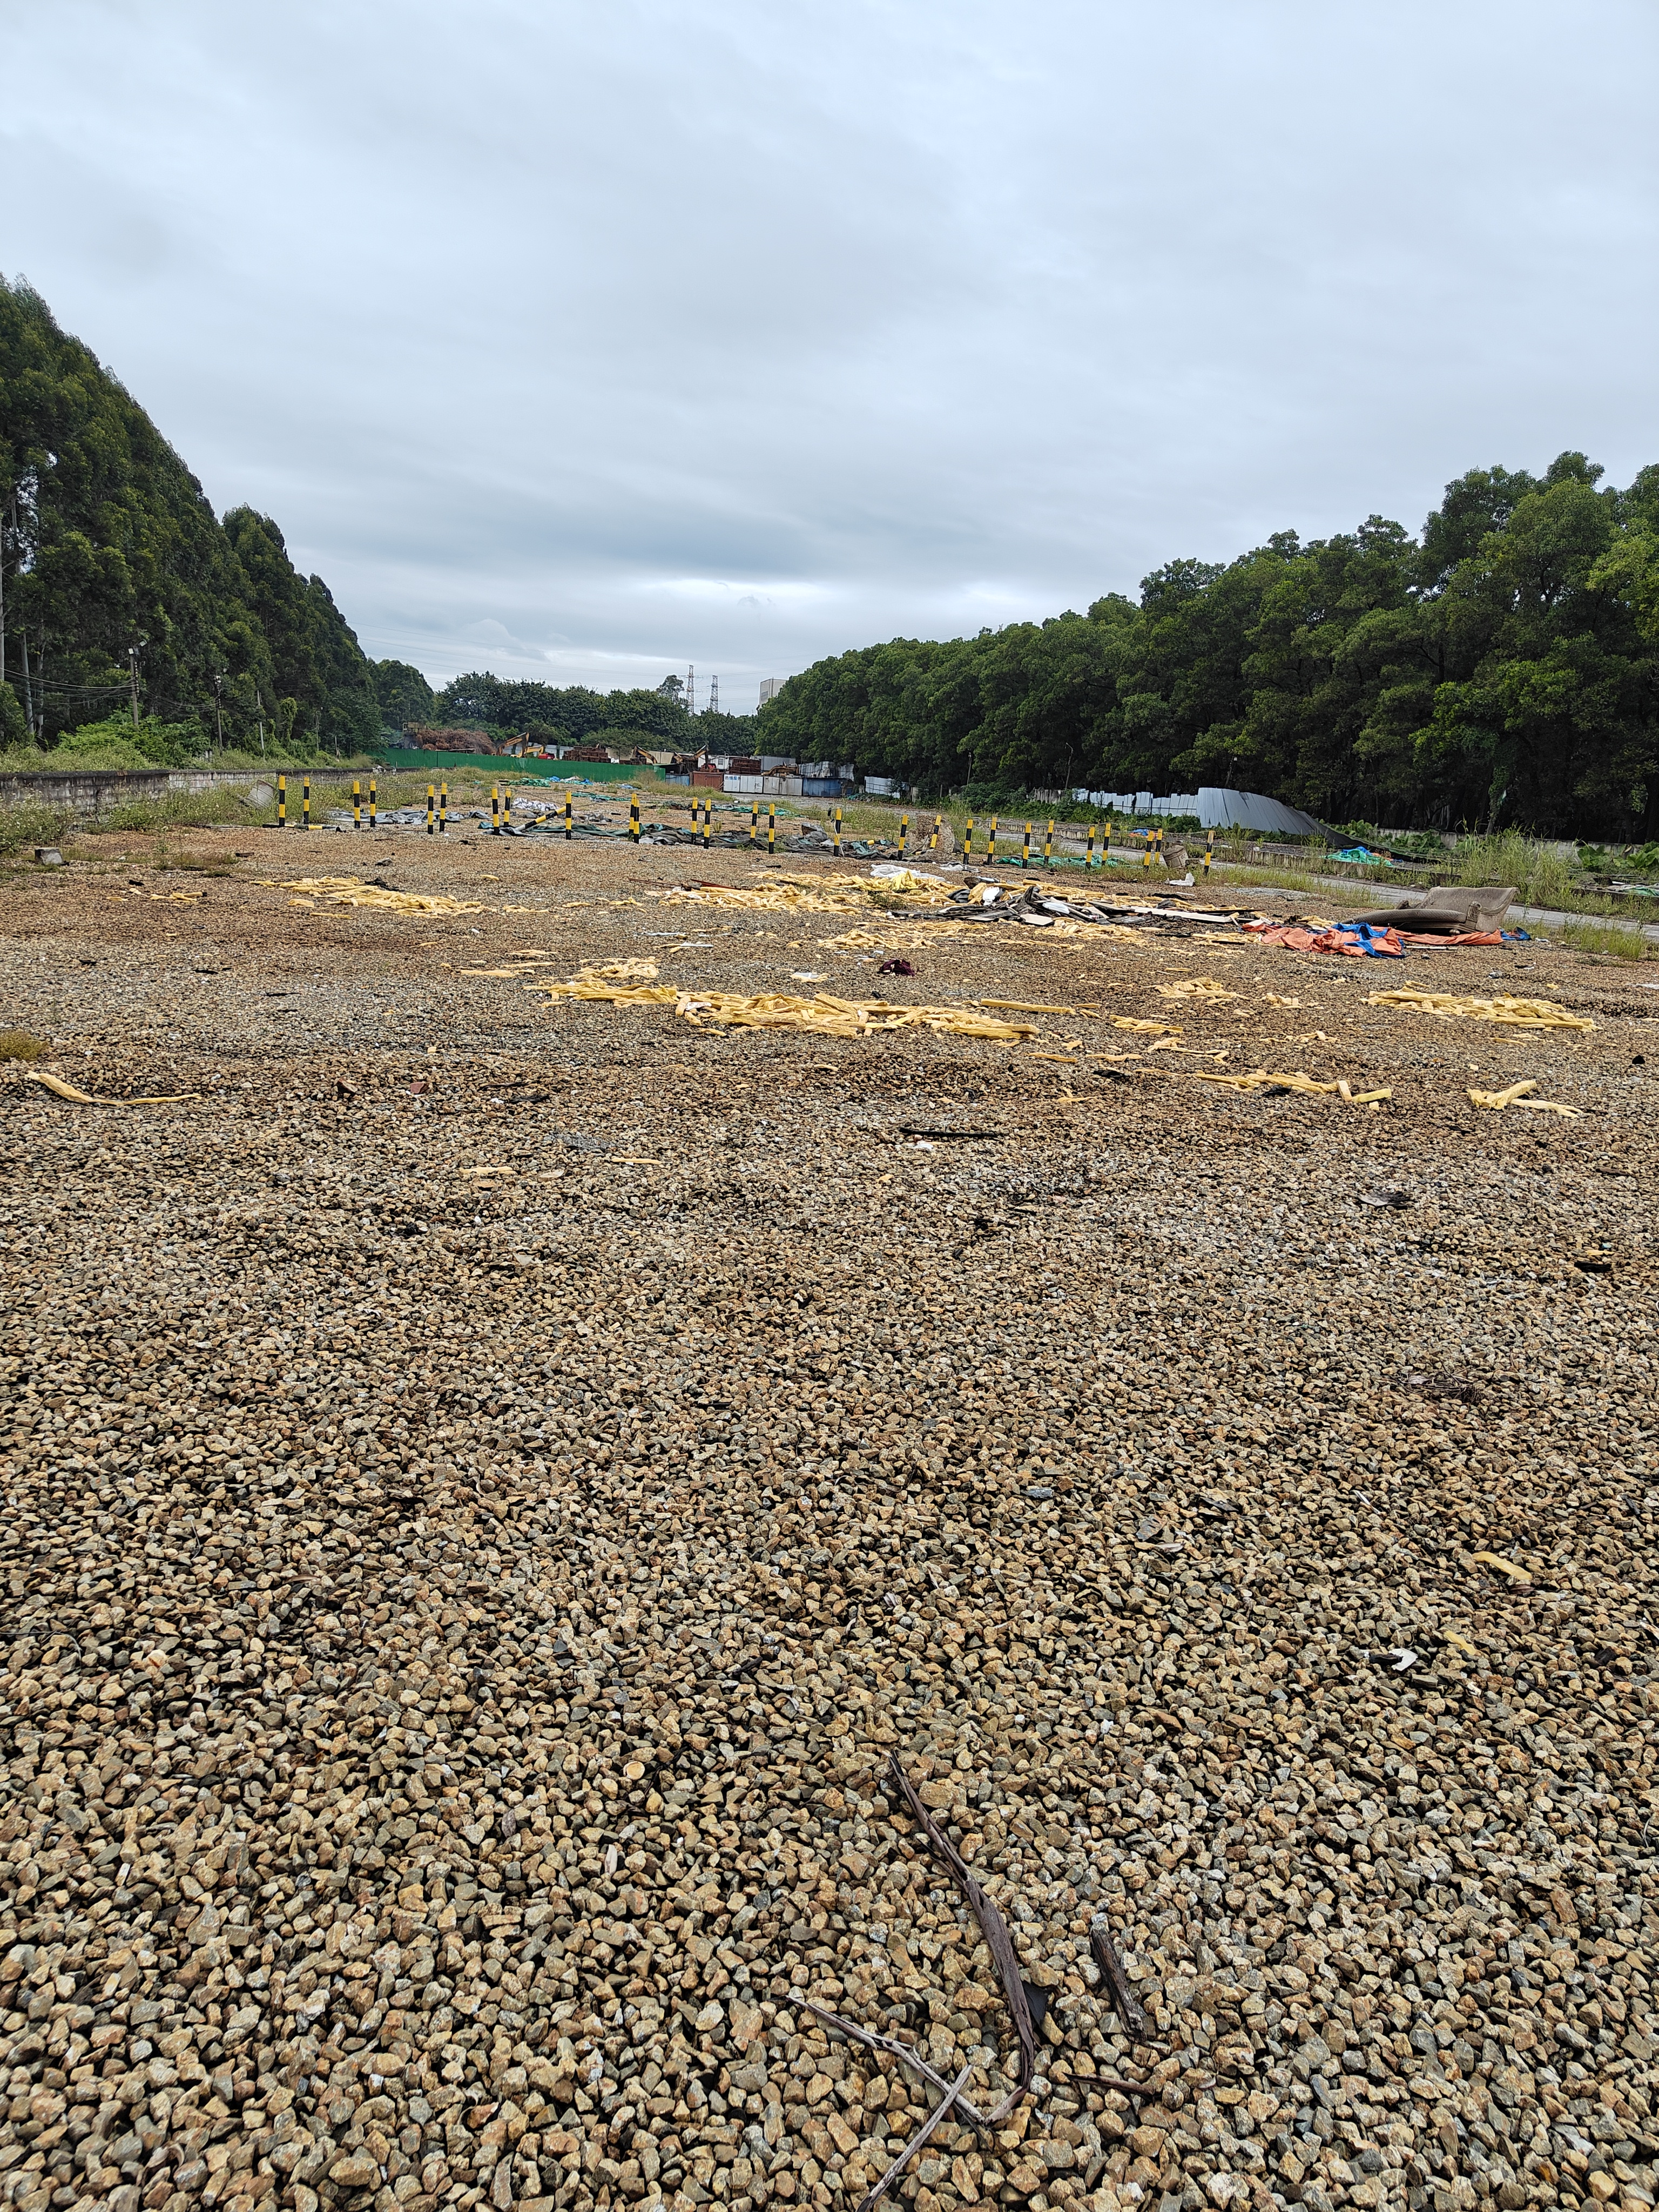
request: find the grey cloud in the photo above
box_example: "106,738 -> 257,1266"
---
4,0 -> 1657,712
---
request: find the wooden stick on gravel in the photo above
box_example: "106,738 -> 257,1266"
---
1089,1917 -> 1151,2041
804,2001 -> 995,2134
853,2061 -> 974,2212
886,1753 -> 1037,2112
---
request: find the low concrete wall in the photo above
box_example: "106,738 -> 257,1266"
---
0,770 -> 170,816
165,768 -> 361,794
0,766 -> 369,817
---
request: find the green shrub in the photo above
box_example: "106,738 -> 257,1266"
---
51,714 -> 208,768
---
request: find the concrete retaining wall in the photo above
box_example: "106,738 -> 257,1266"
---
0,770 -> 170,816
0,766 -> 368,816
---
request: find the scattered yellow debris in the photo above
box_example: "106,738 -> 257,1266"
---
1111,1016 -> 1181,1035
1443,1632 -> 1479,1655
25,1073 -> 199,1105
1369,987 -> 1594,1031
532,970 -> 1041,1041
1467,1078 -> 1581,1115
532,964 -> 677,1008
671,990 -> 1037,1042
1192,1068 -> 1392,1102
265,875 -> 493,916
605,1154 -> 659,1166
1154,976 -> 1240,1001
1262,994 -> 1303,1008
658,871 -> 943,918
1472,1552 -> 1533,1586
980,999 -> 1077,1014
1143,1036 -> 1184,1054
819,922 -> 976,951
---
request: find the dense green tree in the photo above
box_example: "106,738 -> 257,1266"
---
374,659 -> 437,727
763,454 -> 1659,836
434,672 -> 693,744
0,275 -> 374,758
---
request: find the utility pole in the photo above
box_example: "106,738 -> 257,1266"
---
212,671 -> 225,754
128,637 -> 147,731
255,687 -> 267,758
685,664 -> 696,716
707,674 -> 719,716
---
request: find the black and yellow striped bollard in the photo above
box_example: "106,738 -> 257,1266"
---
930,814 -> 941,853
426,784 -> 435,835
964,814 -> 974,861
988,815 -> 998,864
278,774 -> 287,829
1020,821 -> 1031,868
1104,808 -> 1112,861
353,778 -> 362,830
1044,819 -> 1054,867
1085,821 -> 1096,867
750,797 -> 759,846
491,785 -> 501,836
899,811 -> 909,857
503,784 -> 512,833
833,805 -> 842,858
1142,826 -> 1152,872
439,781 -> 449,834
564,792 -> 572,840
1203,828 -> 1215,876
767,801 -> 775,855
630,798 -> 640,844
702,799 -> 711,851
302,775 -> 312,831
369,776 -> 377,829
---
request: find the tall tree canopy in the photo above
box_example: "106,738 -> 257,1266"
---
373,659 -> 437,729
761,456 -> 1659,836
433,673 -> 692,745
0,275 -> 375,754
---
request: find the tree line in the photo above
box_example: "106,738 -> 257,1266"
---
760,454 -> 1659,836
0,277 -> 392,760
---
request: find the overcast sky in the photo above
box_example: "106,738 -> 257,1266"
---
6,0 -> 1658,712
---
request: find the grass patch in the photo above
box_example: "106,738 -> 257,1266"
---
0,801 -> 75,857
0,1030 -> 49,1061
1557,918 -> 1656,961
1451,832 -> 1576,909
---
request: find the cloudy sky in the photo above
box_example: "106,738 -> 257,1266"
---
6,0 -> 1657,711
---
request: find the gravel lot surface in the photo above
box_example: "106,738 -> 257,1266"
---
1,825 -> 1656,2212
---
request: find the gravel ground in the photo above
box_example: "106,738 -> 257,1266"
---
1,825 -> 1656,2212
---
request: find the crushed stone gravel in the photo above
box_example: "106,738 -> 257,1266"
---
0,825 -> 1656,2212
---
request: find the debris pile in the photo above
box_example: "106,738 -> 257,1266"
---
267,876 -> 496,917
1367,987 -> 1597,1031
